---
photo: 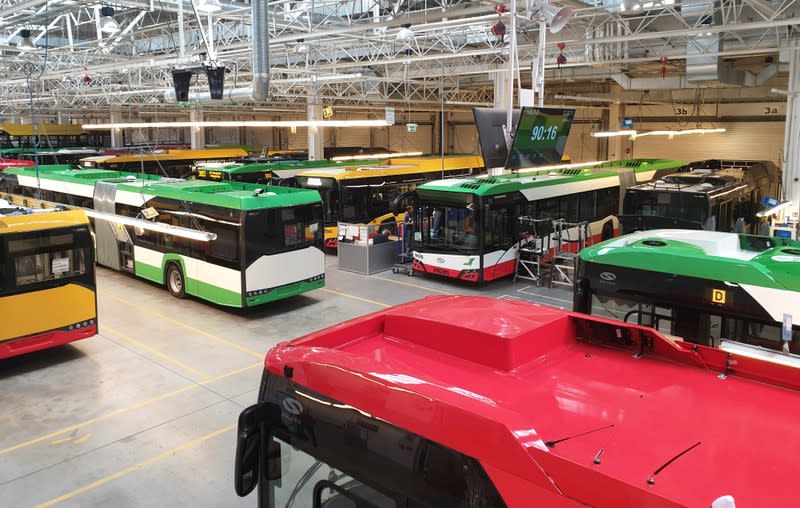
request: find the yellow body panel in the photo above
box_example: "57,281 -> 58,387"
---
0,123 -> 84,137
298,154 -> 483,181
0,209 -> 89,233
79,148 -> 247,165
1,284 -> 96,342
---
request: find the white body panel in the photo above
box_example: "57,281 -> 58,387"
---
245,246 -> 324,291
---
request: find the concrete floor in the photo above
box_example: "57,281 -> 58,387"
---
1,254 -> 573,507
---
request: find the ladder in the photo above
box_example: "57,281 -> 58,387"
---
550,220 -> 592,287
513,217 -> 553,286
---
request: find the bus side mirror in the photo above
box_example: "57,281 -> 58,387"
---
234,404 -> 262,497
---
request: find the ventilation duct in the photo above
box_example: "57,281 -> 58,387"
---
251,0 -> 269,101
682,0 -> 719,83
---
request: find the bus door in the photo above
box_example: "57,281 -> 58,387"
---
93,181 -> 135,272
616,168 -> 636,215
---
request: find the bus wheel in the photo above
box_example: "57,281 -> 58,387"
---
165,263 -> 186,299
601,221 -> 614,241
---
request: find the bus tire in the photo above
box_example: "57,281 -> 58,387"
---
165,263 -> 186,299
601,221 -> 614,241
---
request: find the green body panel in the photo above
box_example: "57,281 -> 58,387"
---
416,159 -> 686,197
244,279 -> 324,307
208,159 -> 378,175
580,232 -> 800,292
135,255 -> 242,307
5,164 -> 322,210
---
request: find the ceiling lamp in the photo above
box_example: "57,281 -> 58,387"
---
99,6 -> 120,35
537,4 -> 573,33
195,0 -> 222,13
294,39 -> 309,54
396,24 -> 415,42
17,29 -> 36,51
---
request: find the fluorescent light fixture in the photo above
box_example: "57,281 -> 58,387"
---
17,29 -> 36,51
632,128 -> 726,139
720,339 -> 800,369
757,200 -> 793,218
83,208 -> 217,242
331,151 -> 424,161
397,25 -> 415,41
99,6 -> 120,35
83,119 -> 393,130
519,160 -> 609,174
591,129 -> 637,138
195,0 -> 222,13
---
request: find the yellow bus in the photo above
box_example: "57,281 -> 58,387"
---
79,148 -> 248,178
0,201 -> 97,358
294,154 -> 484,248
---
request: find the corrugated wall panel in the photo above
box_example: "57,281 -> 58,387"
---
287,127 -> 308,150
331,127 -> 371,147
453,123 -> 480,154
632,121 -> 784,163
564,123 -> 600,163
388,124 -> 433,154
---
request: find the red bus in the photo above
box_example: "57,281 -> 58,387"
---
235,295 -> 800,507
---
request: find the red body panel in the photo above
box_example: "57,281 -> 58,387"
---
0,158 -> 35,170
265,296 -> 800,507
0,325 -> 96,359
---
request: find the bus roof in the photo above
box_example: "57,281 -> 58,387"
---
580,229 -> 800,292
195,159 -> 374,174
416,159 -> 686,196
296,154 -> 484,180
4,165 -> 321,211
0,209 -> 88,233
0,123 -> 85,137
627,168 -> 748,195
266,295 -> 800,507
79,148 -> 247,164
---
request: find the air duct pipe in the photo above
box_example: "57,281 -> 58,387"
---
164,0 -> 268,103
251,0 -> 269,101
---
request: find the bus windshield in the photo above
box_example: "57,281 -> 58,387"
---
243,203 -> 323,263
417,193 -> 480,254
624,190 -> 708,224
263,377 -> 506,508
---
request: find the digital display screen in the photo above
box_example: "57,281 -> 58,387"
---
506,107 -> 575,169
473,108 -> 520,169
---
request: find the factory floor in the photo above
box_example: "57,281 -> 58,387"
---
1,255 -> 574,507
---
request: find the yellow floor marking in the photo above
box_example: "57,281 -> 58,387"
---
35,424 -> 236,508
73,434 -> 91,445
371,275 -> 456,295
50,436 -> 73,446
100,290 -> 263,358
0,362 -> 260,458
103,325 -> 211,379
320,287 -> 390,308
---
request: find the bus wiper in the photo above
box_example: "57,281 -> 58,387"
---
647,441 -> 701,485
544,424 -> 615,448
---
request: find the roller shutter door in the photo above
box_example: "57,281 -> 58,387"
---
632,121 -> 784,164
331,127 -> 370,148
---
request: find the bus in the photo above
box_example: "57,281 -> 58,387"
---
574,229 -> 800,357
408,159 -> 686,282
192,159 -> 378,186
1,165 -> 325,307
79,148 -> 248,178
295,154 -> 485,248
234,295 -> 800,507
16,148 -> 100,165
0,201 -> 97,358
0,123 -> 107,150
620,159 -> 782,234
0,158 -> 34,170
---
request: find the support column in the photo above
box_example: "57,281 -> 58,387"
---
110,105 -> 123,148
190,107 -> 205,149
492,68 -> 512,109
307,103 -> 323,161
607,95 -> 624,160
782,44 -> 800,207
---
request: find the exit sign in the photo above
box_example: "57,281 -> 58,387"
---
406,123 -> 417,133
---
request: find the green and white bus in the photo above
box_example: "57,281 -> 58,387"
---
408,159 -> 686,282
620,159 -> 782,234
574,229 -> 800,357
1,165 -> 325,307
